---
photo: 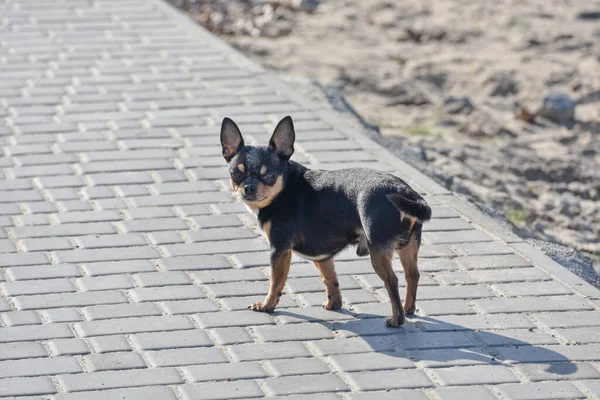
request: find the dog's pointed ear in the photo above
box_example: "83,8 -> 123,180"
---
269,116 -> 295,160
220,117 -> 244,162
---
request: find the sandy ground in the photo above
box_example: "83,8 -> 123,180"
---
172,0 -> 600,260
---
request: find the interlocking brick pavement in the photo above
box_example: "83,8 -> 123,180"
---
0,0 -> 599,398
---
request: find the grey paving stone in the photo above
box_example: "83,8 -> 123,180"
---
131,271 -> 191,287
253,322 -> 334,342
285,276 -> 361,293
184,227 -> 256,242
533,311 -> 600,328
492,280 -> 573,296
1,311 -> 42,326
229,342 -> 312,362
13,290 -> 128,310
277,307 -> 355,324
515,362 -> 600,382
128,285 -> 205,302
18,237 -> 73,252
307,337 -> 396,356
204,281 -> 269,298
495,382 -> 585,400
0,323 -> 74,343
83,352 -> 147,372
494,344 -> 600,363
454,254 -> 531,270
75,275 -> 134,291
264,357 -> 330,377
191,269 -> 266,284
162,238 -> 268,256
0,342 -> 47,361
0,377 -> 57,397
145,347 -> 227,367
48,339 -> 90,356
122,207 -> 177,220
195,310 -> 275,328
146,231 -> 185,245
468,267 -> 552,283
179,381 -> 264,400
423,230 -> 493,244
74,316 -> 195,337
6,264 -> 81,284
473,295 -> 594,314
262,375 -> 348,396
190,214 -> 243,229
75,233 -> 147,249
407,347 -> 498,368
53,246 -> 160,263
0,252 -> 50,267
130,193 -> 228,207
51,386 -> 178,400
434,386 -> 497,400
181,362 -> 268,382
430,365 -> 520,386
41,308 -> 83,323
556,326 -> 600,344
329,351 -> 414,372
473,329 -> 559,346
416,299 -> 475,316
131,330 -> 212,350
346,369 -> 433,391
417,313 -> 536,332
1,278 -> 76,296
119,217 -> 188,232
0,356 -> 82,379
207,327 -> 252,346
9,222 -> 116,239
57,368 -> 184,392
161,299 -> 221,315
578,380 -> 600,399
81,260 -> 157,276
156,255 -> 232,271
88,336 -> 132,353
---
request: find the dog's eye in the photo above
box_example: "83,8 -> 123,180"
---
263,172 -> 275,183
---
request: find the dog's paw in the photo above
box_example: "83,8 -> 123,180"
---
248,302 -> 275,313
385,314 -> 405,328
404,304 -> 416,315
322,297 -> 343,310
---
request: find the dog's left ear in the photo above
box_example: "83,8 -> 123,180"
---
269,116 -> 295,160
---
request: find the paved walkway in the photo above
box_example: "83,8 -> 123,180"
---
0,0 -> 599,399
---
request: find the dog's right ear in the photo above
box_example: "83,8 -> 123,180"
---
220,117 -> 244,162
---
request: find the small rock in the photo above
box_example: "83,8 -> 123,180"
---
576,11 -> 600,20
443,96 -> 474,114
482,72 -> 519,97
536,93 -> 576,124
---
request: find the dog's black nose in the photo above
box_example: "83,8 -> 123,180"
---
243,184 -> 257,195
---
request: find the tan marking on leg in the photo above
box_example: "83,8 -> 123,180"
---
262,220 -> 271,243
397,231 -> 420,315
400,212 -> 416,232
249,250 -> 291,313
237,164 -> 245,173
260,165 -> 267,175
370,248 -> 404,327
314,258 -> 342,310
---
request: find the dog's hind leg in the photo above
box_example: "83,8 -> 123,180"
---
397,225 -> 421,315
314,258 -> 343,310
369,247 -> 405,327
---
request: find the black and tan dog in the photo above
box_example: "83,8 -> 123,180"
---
220,116 -> 431,327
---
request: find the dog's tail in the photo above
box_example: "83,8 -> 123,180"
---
386,193 -> 432,223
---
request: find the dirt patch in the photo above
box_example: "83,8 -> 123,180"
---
170,0 -> 600,259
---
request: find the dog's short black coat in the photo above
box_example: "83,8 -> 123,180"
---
220,115 -> 431,327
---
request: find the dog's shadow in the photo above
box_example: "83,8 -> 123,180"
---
274,309 -> 577,376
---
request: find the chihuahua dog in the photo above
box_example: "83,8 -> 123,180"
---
220,116 -> 431,327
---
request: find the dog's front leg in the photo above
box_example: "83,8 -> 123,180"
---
249,249 -> 291,313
